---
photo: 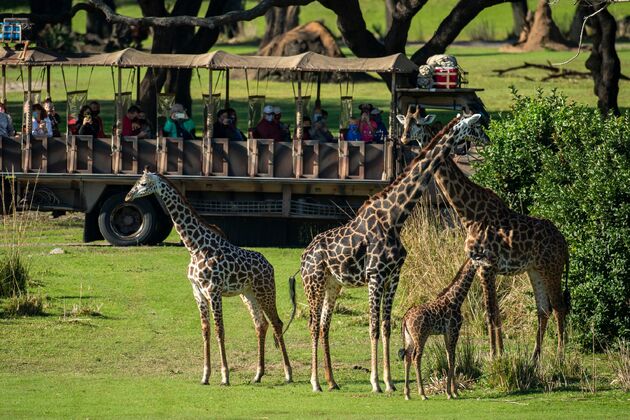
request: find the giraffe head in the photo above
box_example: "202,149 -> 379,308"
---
397,105 -> 436,145
125,168 -> 162,202
452,113 -> 489,145
467,226 -> 496,267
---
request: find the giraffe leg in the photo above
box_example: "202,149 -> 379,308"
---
544,270 -> 569,358
368,275 -> 385,393
209,291 -> 229,386
241,292 -> 269,383
303,270 -> 325,392
528,270 -> 552,361
381,271 -> 401,392
480,266 -> 501,357
415,332 -> 429,400
320,281 -> 341,390
403,345 -> 412,400
257,288 -> 293,384
191,283 -> 211,385
445,329 -> 460,399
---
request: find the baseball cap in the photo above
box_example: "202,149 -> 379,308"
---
263,105 -> 274,114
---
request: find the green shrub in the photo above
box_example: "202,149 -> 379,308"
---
0,249 -> 29,298
486,347 -> 539,392
1,293 -> 44,317
473,89 -> 630,350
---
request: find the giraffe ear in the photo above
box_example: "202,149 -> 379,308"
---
466,114 -> 481,124
143,166 -> 150,174
396,114 -> 406,125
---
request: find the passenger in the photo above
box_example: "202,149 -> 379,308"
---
122,105 -> 141,137
359,111 -> 376,143
43,98 -> 61,137
358,103 -> 374,115
76,105 -> 99,138
253,105 -> 282,142
214,109 -> 243,141
273,106 -> 291,142
226,107 -> 245,141
345,118 -> 361,141
133,111 -> 152,139
89,101 -> 106,138
163,103 -> 195,139
370,107 -> 388,143
311,109 -> 335,142
298,116 -> 312,140
0,102 -> 16,139
31,103 -> 53,138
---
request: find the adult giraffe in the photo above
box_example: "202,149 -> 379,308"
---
126,171 -> 294,385
300,114 -> 486,393
426,116 -> 571,359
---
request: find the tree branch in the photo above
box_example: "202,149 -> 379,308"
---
383,0 -> 429,54
0,3 -> 96,26
88,0 -> 314,29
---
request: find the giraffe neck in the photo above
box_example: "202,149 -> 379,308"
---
448,259 -> 478,311
378,130 -> 460,229
155,178 -> 219,254
433,157 -> 500,227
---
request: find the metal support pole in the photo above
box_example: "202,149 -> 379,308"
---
117,67 -> 122,134
1,65 -> 6,104
46,65 -> 51,99
225,69 -> 230,108
296,71 -> 303,141
26,66 -> 32,137
136,66 -> 141,102
315,72 -> 321,109
387,72 -> 397,179
207,69 -> 214,140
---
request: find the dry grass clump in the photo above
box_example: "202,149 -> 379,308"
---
609,340 -> 630,392
398,205 -> 536,339
1,293 -> 45,317
486,345 -> 539,392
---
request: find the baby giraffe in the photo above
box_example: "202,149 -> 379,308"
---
400,252 -> 492,400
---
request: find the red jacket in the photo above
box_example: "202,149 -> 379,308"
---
254,119 -> 283,142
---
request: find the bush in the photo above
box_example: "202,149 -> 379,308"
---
0,249 -> 29,298
1,293 -> 44,317
486,347 -> 539,392
473,89 -> 630,349
609,340 -> 630,392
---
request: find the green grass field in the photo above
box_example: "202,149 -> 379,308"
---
1,215 -> 630,418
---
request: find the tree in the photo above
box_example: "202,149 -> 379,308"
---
260,6 -> 300,49
86,0 -> 115,41
514,0 -> 573,51
510,0 -> 528,39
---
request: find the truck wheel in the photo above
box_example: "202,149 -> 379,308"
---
150,213 -> 173,244
98,193 -> 158,246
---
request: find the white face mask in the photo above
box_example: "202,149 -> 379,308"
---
265,114 -> 273,122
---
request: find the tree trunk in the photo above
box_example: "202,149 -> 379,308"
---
510,0 -> 527,39
221,0 -> 244,39
385,0 -> 395,33
260,6 -> 300,48
516,0 -> 572,51
568,6 -> 587,44
584,4 -> 620,116
86,0 -> 115,40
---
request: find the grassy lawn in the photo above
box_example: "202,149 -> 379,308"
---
1,215 -> 630,418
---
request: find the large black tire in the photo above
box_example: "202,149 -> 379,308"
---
98,193 -> 159,246
150,211 -> 174,244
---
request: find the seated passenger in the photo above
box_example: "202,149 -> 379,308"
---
311,109 -> 335,142
76,105 -> 99,138
214,109 -> 243,141
31,103 -> 53,138
370,108 -> 388,143
0,102 -> 16,140
163,104 -> 195,140
345,118 -> 361,141
134,111 -> 152,139
359,111 -> 376,143
295,116 -> 312,140
43,98 -> 61,137
273,106 -> 291,142
89,101 -> 106,138
122,105 -> 141,137
253,105 -> 282,142
226,108 -> 245,141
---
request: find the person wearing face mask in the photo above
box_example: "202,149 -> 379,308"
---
226,107 -> 245,141
214,109 -> 244,141
311,109 -> 335,142
43,98 -> 61,137
253,105 -> 282,142
31,103 -> 53,138
89,101 -> 106,138
370,108 -> 388,143
0,102 -> 15,140
273,106 -> 291,142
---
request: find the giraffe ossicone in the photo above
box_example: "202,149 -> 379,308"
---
126,171 -> 295,385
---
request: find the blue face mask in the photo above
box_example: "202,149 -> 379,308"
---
33,111 -> 39,119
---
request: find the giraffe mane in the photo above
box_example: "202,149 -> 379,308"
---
154,174 -> 228,239
435,258 -> 473,299
356,115 -> 462,215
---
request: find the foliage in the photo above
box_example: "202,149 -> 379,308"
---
473,90 -> 630,349
1,293 -> 44,317
0,250 -> 29,298
486,346 -> 539,392
37,24 -> 81,54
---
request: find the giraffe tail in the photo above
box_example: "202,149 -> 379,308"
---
398,318 -> 408,361
563,252 -> 571,311
281,270 -> 299,336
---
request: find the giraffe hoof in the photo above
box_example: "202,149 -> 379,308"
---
386,384 -> 397,392
200,380 -> 209,386
328,383 -> 340,391
312,386 -> 323,393
285,378 -> 293,384
404,394 -> 410,401
220,381 -> 230,387
252,377 -> 262,384
372,387 -> 383,394
421,395 -> 428,401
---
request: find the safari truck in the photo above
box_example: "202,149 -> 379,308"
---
0,46 -> 487,246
